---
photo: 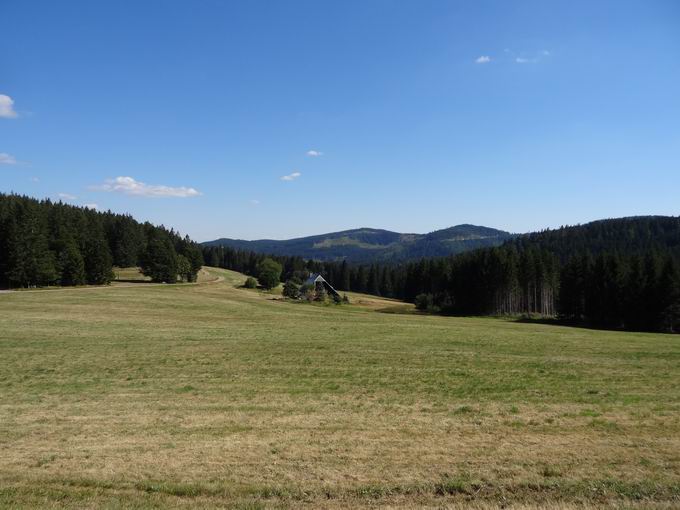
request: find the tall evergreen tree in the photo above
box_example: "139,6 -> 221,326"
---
141,234 -> 178,283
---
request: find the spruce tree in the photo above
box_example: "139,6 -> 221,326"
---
57,239 -> 86,286
141,233 -> 178,283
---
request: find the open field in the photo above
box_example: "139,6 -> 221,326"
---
1,267 -> 679,508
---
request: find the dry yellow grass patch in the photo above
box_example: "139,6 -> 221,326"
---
1,267 -> 679,508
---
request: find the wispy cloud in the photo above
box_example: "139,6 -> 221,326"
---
83,203 -> 99,210
515,50 -> 551,64
250,199 -> 260,206
280,171 -> 301,181
306,150 -> 323,157
91,176 -> 202,198
475,55 -> 491,64
0,152 -> 17,165
30,176 -> 39,183
0,94 -> 18,118
58,193 -> 77,201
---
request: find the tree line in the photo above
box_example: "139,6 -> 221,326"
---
0,193 -> 203,288
204,216 -> 680,333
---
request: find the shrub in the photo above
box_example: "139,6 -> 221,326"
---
244,276 -> 257,289
415,293 -> 433,311
415,293 -> 441,313
299,283 -> 315,301
282,280 -> 300,299
315,286 -> 327,302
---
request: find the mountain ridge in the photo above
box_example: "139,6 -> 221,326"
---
202,224 -> 514,263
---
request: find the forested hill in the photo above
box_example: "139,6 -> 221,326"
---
203,224 -> 513,263
509,216 -> 680,261
204,215 -> 680,333
0,193 -> 203,288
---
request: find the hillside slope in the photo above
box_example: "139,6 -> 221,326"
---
1,266 -> 678,508
203,224 -> 513,262
509,215 -> 680,262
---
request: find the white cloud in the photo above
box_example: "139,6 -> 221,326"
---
0,152 -> 17,165
30,176 -> 39,183
92,176 -> 202,198
280,171 -> 301,181
58,193 -> 77,200
0,94 -> 18,118
516,51 -> 550,64
250,199 -> 260,205
475,56 -> 491,64
306,150 -> 323,157
83,203 -> 99,210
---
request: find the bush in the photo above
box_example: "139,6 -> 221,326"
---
415,293 -> 441,313
299,283 -> 315,301
315,286 -> 327,302
244,276 -> 257,289
282,280 -> 300,299
415,293 -> 433,311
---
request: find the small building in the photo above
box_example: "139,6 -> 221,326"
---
304,273 -> 341,299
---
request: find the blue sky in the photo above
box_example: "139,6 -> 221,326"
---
1,0 -> 679,241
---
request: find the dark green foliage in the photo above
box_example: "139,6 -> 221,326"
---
83,217 -> 114,285
256,258 -> 282,290
5,199 -> 57,287
141,233 -> 178,283
282,280 -> 300,299
314,286 -> 327,302
299,283 -> 314,301
415,293 -> 433,311
339,260 -> 350,291
56,239 -> 86,286
175,235 -> 203,282
203,216 -> 680,333
176,254 -> 192,282
244,277 -> 258,289
0,193 -> 201,288
108,215 -> 143,267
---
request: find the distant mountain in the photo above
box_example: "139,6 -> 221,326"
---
202,224 -> 514,263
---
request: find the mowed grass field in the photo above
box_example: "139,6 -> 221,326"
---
1,268 -> 679,509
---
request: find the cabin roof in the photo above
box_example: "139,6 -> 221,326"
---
304,273 -> 324,286
303,273 -> 340,297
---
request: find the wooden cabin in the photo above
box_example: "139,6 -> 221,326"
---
304,273 -> 341,299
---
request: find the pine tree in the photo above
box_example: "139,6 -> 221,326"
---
340,260 -> 351,291
368,265 -> 380,296
8,202 -> 57,287
658,258 -> 680,332
141,233 -> 178,283
176,254 -> 192,282
83,216 -> 114,285
57,239 -> 86,286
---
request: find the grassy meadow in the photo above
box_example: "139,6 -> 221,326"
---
1,267 -> 679,508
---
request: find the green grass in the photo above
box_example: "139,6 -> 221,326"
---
1,267 -> 679,508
